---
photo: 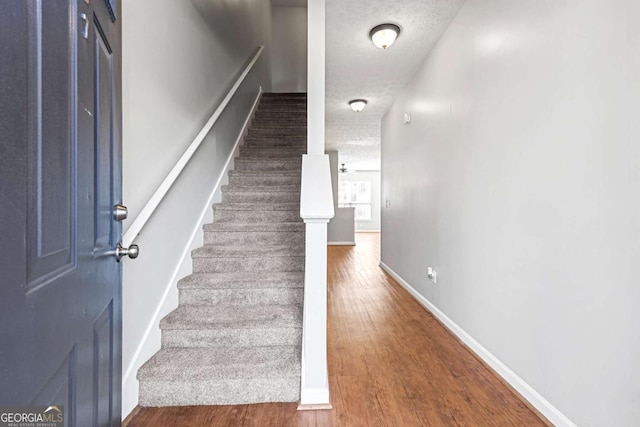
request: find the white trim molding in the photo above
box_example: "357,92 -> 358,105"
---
378,261 -> 577,427
327,242 -> 355,246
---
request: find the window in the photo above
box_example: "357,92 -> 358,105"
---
338,181 -> 372,220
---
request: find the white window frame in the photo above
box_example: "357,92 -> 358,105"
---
338,181 -> 372,221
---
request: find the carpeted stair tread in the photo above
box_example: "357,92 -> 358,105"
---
260,97 -> 306,102
178,272 -> 304,290
204,222 -> 304,232
137,347 -> 300,381
251,120 -> 306,128
242,141 -> 306,149
137,347 -> 301,406
160,305 -> 302,330
221,187 -> 300,203
192,245 -> 303,258
234,158 -> 302,172
250,122 -> 306,128
229,170 -> 301,177
262,92 -> 306,97
213,202 -> 300,211
259,101 -> 307,106
243,135 -> 307,142
222,185 -> 300,192
239,148 -> 305,158
254,112 -> 306,120
257,107 -> 307,113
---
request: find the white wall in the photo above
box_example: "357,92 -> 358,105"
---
271,6 -> 307,92
381,1 -> 640,426
121,0 -> 271,417
327,151 -> 355,244
340,170 -> 381,232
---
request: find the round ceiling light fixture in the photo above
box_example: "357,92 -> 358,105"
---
369,23 -> 401,49
349,99 -> 368,112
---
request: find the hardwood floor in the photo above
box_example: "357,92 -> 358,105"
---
126,233 -> 548,427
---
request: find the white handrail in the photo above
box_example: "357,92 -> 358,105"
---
122,46 -> 264,247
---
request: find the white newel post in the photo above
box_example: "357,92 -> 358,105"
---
299,156 -> 334,409
299,0 -> 334,410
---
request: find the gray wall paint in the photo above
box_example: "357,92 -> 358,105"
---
381,0 -> 640,425
327,151 -> 355,244
121,0 -> 272,416
340,170 -> 381,232
271,6 -> 307,92
328,207 -> 356,245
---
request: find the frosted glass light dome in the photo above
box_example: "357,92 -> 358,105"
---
369,24 -> 401,49
349,99 -> 368,112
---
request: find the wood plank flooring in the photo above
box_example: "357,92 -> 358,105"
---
125,233 -> 548,427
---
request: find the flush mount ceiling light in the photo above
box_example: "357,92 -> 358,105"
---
369,23 -> 401,49
349,99 -> 367,112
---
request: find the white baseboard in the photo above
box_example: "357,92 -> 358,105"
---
121,88 -> 262,419
356,230 -> 380,233
299,388 -> 331,408
327,242 -> 356,246
378,261 -> 576,427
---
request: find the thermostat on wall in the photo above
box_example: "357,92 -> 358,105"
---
403,113 -> 411,124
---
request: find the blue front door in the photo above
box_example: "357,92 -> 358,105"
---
0,1 -> 123,425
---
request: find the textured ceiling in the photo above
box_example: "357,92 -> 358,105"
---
326,0 -> 465,170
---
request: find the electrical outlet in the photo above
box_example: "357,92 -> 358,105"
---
427,267 -> 437,284
385,199 -> 391,208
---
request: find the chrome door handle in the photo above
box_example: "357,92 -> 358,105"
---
115,243 -> 139,262
80,13 -> 89,39
113,204 -> 128,221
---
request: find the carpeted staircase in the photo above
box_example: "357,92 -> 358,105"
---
137,93 -> 307,407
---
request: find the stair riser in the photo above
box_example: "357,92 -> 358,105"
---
251,119 -> 306,128
259,100 -> 306,106
193,255 -> 304,273
162,327 -> 302,348
260,96 -> 306,101
258,105 -> 307,112
248,129 -> 306,138
179,288 -> 303,306
235,160 -> 302,172
178,274 -> 305,290
239,147 -> 305,158
221,191 -> 299,204
205,230 -> 304,246
263,93 -> 306,97
254,112 -> 306,120
213,209 -> 301,223
139,377 -> 300,407
243,140 -> 306,149
228,175 -> 301,186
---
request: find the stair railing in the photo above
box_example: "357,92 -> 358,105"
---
122,46 -> 264,248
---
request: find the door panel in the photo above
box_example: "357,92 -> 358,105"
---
93,302 -> 114,426
32,348 -> 77,426
94,22 -> 115,252
0,1 -> 123,426
26,0 -> 76,290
